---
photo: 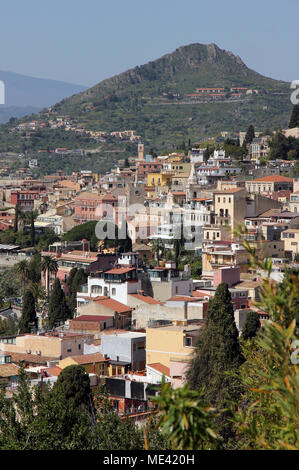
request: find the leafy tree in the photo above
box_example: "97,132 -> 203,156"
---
53,365 -> 95,418
289,104 -> 299,128
150,238 -> 164,262
48,278 -> 70,329
63,221 -> 97,244
235,319 -> 299,450
19,290 -> 37,333
0,315 -> 19,336
242,311 -> 261,340
153,379 -> 217,450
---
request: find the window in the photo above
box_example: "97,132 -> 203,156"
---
91,285 -> 102,294
111,287 -> 116,295
184,337 -> 192,347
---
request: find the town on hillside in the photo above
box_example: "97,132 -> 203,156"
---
0,101 -> 299,451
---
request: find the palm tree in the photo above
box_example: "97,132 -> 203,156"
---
150,238 -> 165,263
15,260 -> 30,295
29,281 -> 47,310
41,256 -> 58,299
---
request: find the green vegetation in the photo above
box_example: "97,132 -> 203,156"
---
153,380 -> 216,450
19,290 -> 37,334
48,278 -> 71,329
0,43 -> 292,175
289,104 -> 299,128
66,267 -> 88,315
241,311 -> 261,340
0,365 -> 167,450
187,283 -> 244,445
268,131 -> 299,160
0,315 -> 19,336
243,124 -> 255,148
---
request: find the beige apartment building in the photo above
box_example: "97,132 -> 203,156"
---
213,188 -> 246,234
146,323 -> 201,368
0,332 -> 93,360
281,229 -> 299,258
245,175 -> 293,195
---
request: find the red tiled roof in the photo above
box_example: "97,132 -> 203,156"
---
93,297 -> 132,313
44,366 -> 62,377
72,315 -> 113,322
214,187 -> 244,194
192,290 -> 214,298
129,294 -> 160,305
105,267 -> 136,275
147,363 -> 170,377
9,352 -> 57,364
252,175 -> 293,183
0,363 -> 20,377
70,353 -> 107,364
167,296 -> 201,302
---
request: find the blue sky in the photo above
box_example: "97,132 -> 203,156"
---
1,0 -> 298,86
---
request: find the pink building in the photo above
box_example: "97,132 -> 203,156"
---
10,190 -> 40,211
213,266 -> 241,288
74,192 -> 118,224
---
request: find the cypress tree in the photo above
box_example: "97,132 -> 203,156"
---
243,125 -> 255,148
67,268 -> 87,316
48,278 -> 70,329
19,290 -> 37,333
289,104 -> 299,128
30,211 -> 35,246
13,205 -> 19,233
187,283 -> 244,443
241,311 -> 261,340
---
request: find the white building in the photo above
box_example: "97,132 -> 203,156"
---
77,266 -> 141,307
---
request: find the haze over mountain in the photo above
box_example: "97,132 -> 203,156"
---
0,71 -> 87,122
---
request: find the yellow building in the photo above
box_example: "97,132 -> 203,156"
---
147,173 -> 173,187
59,353 -> 108,376
202,243 -> 250,274
166,162 -> 191,174
213,188 -> 246,234
146,323 -> 201,368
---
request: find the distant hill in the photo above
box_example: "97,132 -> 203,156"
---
0,71 -> 87,122
48,43 -> 292,147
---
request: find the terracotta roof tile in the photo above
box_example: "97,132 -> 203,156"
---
70,353 -> 107,364
252,175 -> 293,183
147,363 -> 170,377
129,294 -> 160,305
0,363 -> 20,377
72,315 -> 113,322
93,297 -> 132,313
